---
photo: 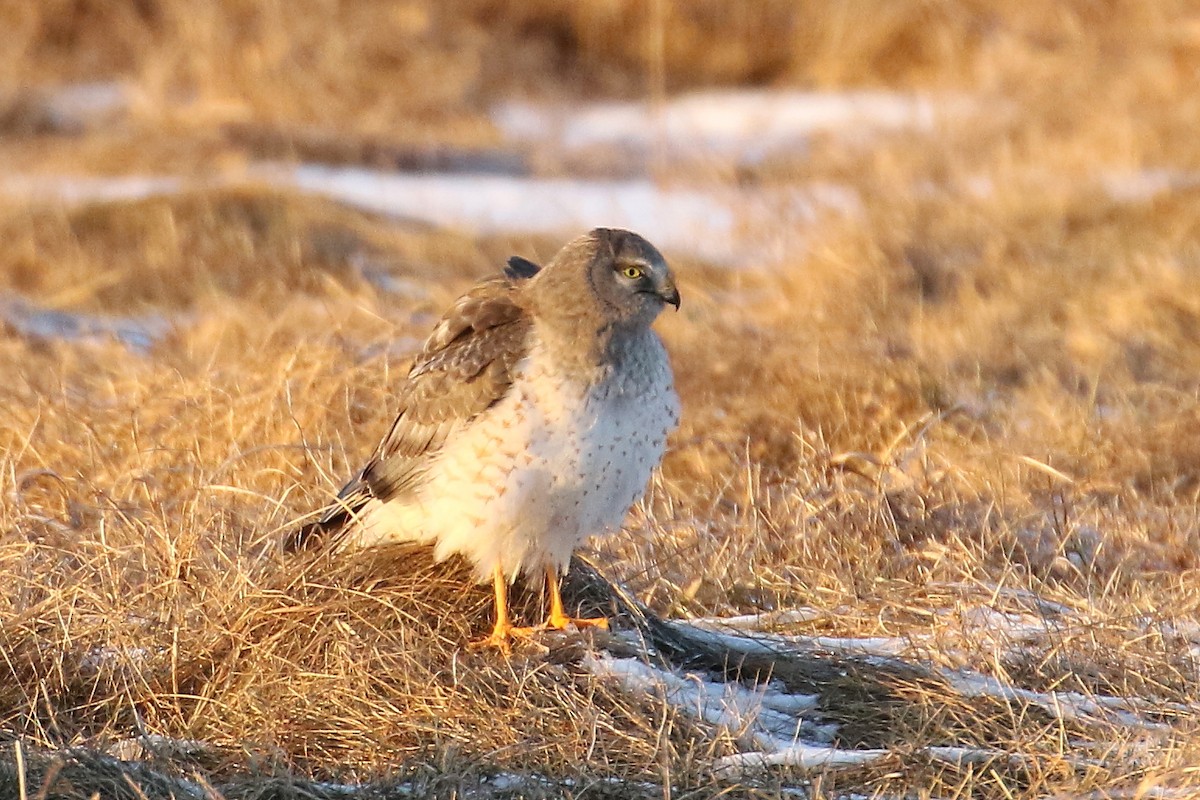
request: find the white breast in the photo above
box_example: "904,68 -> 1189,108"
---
350,332 -> 679,583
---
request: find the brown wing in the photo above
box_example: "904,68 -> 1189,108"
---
287,268 -> 537,551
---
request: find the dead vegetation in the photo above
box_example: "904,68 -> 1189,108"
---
3,2 -> 1200,798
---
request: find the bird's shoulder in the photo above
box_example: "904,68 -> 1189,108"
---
365,272 -> 535,492
409,276 -> 530,387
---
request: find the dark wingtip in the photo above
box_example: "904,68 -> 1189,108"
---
284,512 -> 346,554
505,256 -> 541,280
283,521 -> 320,554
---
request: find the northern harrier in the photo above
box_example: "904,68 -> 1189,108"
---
291,228 -> 680,649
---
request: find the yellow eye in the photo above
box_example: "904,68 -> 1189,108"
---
621,265 -> 644,280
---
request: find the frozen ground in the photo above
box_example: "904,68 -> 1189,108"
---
493,90 -> 946,164
0,88 -> 1188,272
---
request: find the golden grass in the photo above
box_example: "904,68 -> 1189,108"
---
3,2 -> 1200,798
5,1 -> 1197,106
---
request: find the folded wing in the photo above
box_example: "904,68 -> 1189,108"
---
288,265 -> 539,551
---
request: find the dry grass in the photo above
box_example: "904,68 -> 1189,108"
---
3,2 -> 1200,798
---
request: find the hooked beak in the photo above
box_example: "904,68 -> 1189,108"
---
656,278 -> 681,310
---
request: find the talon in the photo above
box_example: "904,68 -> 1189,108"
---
545,614 -> 609,631
543,565 -> 609,632
470,631 -> 513,654
470,622 -> 540,654
475,565 -> 610,654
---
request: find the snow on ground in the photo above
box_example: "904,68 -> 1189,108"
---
0,295 -> 173,352
2,88 -> 1192,271
579,607 -> 1197,778
254,164 -> 859,265
493,90 -> 945,164
0,174 -> 185,206
0,168 -> 859,266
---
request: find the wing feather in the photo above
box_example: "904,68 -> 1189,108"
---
287,270 -> 536,551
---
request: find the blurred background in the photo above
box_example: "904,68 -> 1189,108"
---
3,2 -> 1197,169
3,1 -> 1196,124
4,0 -> 1200,574
2,1 -> 1198,254
4,0 -> 1200,572
4,4 -> 1200,791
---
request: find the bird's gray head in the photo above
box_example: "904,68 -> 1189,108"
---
526,228 -> 679,336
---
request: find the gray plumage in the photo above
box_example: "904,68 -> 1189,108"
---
291,228 -> 680,594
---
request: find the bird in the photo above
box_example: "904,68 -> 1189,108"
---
290,228 -> 680,650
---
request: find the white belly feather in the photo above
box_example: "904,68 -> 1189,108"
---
349,334 -> 678,583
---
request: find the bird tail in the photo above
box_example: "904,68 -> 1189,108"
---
284,484 -> 371,554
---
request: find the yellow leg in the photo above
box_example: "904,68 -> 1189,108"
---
543,565 -> 609,631
472,564 -> 609,652
472,565 -> 531,653
470,566 -> 518,652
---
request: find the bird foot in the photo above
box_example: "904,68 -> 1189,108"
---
469,623 -> 543,655
470,616 -> 609,654
543,614 -> 610,632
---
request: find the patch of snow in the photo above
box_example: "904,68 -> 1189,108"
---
0,168 -> 859,267
610,611 -> 1193,777
805,635 -> 908,656
959,606 -> 1063,644
583,653 -> 806,748
0,174 -> 184,205
38,82 -> 140,130
1,81 -> 142,135
484,772 -> 545,791
252,163 -> 859,265
659,622 -> 797,657
307,781 -> 411,797
1100,170 -> 1200,203
945,669 -> 1176,732
1069,789 -> 1198,800
0,295 -> 173,353
79,645 -> 154,670
758,687 -> 822,715
953,583 -> 1079,618
494,90 -> 942,164
712,743 -> 890,775
925,745 -> 1042,769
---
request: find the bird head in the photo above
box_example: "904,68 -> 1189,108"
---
528,228 -> 679,333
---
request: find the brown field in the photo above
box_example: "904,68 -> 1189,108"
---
3,2 -> 1200,798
